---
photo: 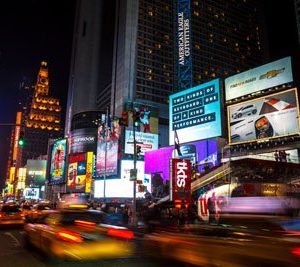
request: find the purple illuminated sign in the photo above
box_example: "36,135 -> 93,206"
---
144,139 -> 218,182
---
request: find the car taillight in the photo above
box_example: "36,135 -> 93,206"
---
107,228 -> 134,239
56,230 -> 83,243
291,247 -> 300,259
0,212 -> 3,218
20,213 -> 25,217
75,220 -> 96,228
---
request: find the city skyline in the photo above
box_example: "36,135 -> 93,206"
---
0,0 -> 299,185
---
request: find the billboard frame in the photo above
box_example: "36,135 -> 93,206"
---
227,88 -> 300,145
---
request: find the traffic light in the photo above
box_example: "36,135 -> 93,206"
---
120,111 -> 128,126
18,131 -> 25,147
136,145 -> 142,155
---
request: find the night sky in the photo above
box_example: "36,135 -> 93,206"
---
0,0 -> 76,186
0,0 -> 299,186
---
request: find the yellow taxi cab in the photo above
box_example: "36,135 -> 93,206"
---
24,204 -> 135,261
0,203 -> 25,226
26,202 -> 53,222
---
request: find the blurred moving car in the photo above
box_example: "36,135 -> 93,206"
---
142,215 -> 300,266
0,203 -> 25,226
26,202 -> 53,222
21,203 -> 33,216
24,205 -> 135,261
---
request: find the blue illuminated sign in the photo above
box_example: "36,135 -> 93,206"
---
177,0 -> 192,90
169,79 -> 222,145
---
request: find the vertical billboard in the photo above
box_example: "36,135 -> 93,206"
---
170,158 -> 191,203
228,88 -> 300,144
96,118 -> 120,178
17,168 -> 26,190
66,152 -> 93,193
13,112 -> 22,161
177,0 -> 192,90
225,57 -> 293,101
49,139 -> 67,184
169,79 -> 222,145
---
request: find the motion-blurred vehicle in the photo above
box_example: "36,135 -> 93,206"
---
21,203 -> 33,216
26,202 -> 53,222
142,215 -> 300,266
24,204 -> 135,261
0,203 -> 25,226
231,104 -> 257,120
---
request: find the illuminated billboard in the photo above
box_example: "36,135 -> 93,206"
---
69,128 -> 97,154
144,139 -> 218,183
24,188 -> 40,200
94,160 -> 150,198
228,88 -> 300,144
66,152 -> 93,193
169,79 -> 222,145
170,158 -> 191,203
26,159 -> 47,185
96,118 -> 120,178
126,102 -> 159,134
124,130 -> 158,155
225,57 -> 293,101
176,0 -> 192,90
49,139 -> 67,184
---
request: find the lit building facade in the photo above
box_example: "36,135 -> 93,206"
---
22,61 -> 61,165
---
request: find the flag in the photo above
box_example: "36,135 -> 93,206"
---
174,129 -> 182,156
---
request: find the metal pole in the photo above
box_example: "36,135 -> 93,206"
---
132,108 -> 137,226
103,107 -> 109,202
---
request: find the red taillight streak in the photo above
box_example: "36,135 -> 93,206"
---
56,230 -> 83,243
291,247 -> 300,258
107,228 -> 134,239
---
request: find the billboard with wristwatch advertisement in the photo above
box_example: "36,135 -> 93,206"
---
228,88 -> 300,145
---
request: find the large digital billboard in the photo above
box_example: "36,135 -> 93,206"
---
26,159 -> 47,185
94,160 -> 150,198
228,88 -> 300,144
69,128 -> 97,154
124,130 -> 158,155
49,139 -> 67,184
66,152 -> 93,193
225,57 -> 293,101
96,118 -> 120,178
169,79 -> 222,145
126,102 -> 159,134
144,139 -> 218,183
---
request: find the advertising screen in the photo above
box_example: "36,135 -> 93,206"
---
94,160 -> 150,198
96,118 -> 120,178
144,139 -> 218,183
170,158 -> 191,203
126,102 -> 159,134
26,159 -> 47,185
66,152 -> 93,193
23,188 -> 40,200
124,130 -> 158,155
228,88 -> 300,144
49,139 -> 67,184
225,57 -> 293,101
69,128 -> 97,154
177,0 -> 192,89
169,79 -> 222,145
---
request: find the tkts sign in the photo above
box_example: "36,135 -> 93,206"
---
170,158 -> 191,203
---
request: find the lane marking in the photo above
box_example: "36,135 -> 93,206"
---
4,232 -> 21,247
